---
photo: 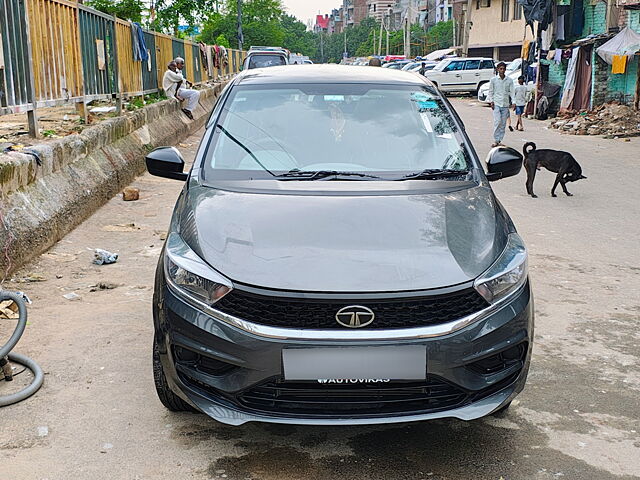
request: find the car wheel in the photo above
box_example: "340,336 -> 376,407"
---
476,81 -> 488,95
491,401 -> 512,417
152,334 -> 198,412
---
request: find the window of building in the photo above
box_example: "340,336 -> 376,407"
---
501,0 -> 510,21
477,0 -> 490,8
513,0 -> 522,19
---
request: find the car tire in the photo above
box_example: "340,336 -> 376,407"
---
153,334 -> 198,413
476,81 -> 488,95
491,401 -> 512,417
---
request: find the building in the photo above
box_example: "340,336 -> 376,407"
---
351,0 -> 370,24
367,1 -> 395,22
453,0 -> 534,60
314,14 -> 331,33
454,0 -> 640,108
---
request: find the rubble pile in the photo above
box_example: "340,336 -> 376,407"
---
550,102 -> 640,137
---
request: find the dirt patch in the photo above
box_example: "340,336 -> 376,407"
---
550,102 -> 640,137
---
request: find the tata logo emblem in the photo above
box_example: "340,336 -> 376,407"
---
335,306 -> 375,328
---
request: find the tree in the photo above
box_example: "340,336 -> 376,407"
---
88,0 -> 144,22
199,0 -> 317,59
150,0 -> 219,36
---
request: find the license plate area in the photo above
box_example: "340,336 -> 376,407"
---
282,346 -> 426,381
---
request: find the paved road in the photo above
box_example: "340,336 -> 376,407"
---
1,98 -> 639,480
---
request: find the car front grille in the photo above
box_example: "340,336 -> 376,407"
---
212,288 -> 489,329
236,377 -> 468,416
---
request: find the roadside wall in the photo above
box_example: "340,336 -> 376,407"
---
0,82 -> 226,277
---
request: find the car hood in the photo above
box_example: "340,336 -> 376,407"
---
179,184 -> 509,292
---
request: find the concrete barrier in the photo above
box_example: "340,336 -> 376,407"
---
0,82 -> 226,277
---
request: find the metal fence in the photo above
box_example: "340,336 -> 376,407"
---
0,0 -> 245,135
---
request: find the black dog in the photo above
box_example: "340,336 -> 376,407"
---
523,142 -> 586,198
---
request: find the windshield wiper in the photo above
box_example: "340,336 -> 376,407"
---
215,125 -> 276,176
398,169 -> 470,181
276,169 -> 382,181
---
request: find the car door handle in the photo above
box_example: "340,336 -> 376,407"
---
455,74 -> 461,77
475,73 -> 480,76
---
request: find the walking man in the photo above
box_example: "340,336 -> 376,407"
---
488,61 -> 515,147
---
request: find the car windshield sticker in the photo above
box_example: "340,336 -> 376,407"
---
324,95 -> 345,102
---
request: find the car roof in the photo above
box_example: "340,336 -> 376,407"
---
235,64 -> 431,86
446,57 -> 493,61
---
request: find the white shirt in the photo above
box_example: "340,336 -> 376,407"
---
488,75 -> 515,108
514,84 -> 529,106
162,69 -> 185,98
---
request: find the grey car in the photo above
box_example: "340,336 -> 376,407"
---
146,65 -> 533,426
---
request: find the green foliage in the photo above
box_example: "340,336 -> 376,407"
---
87,0 -> 144,22
426,20 -> 454,52
42,129 -> 57,138
150,0 -> 218,36
215,34 -> 230,48
199,0 -> 316,58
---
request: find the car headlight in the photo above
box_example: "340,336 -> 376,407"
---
164,232 -> 232,306
474,233 -> 528,304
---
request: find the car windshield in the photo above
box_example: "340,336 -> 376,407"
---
248,55 -> 286,69
202,83 -> 470,182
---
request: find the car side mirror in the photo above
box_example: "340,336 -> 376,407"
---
145,147 -> 188,181
486,146 -> 522,182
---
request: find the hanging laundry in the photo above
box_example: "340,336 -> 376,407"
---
547,49 -> 556,60
541,19 -> 554,50
612,55 -> 627,74
527,40 -> 537,63
521,40 -> 531,59
562,48 -> 573,60
199,42 -> 209,74
556,14 -> 565,41
130,22 -> 149,62
553,48 -> 562,64
572,0 -> 584,37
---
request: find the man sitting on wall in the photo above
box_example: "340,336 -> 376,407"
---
162,60 -> 198,120
174,57 -> 201,119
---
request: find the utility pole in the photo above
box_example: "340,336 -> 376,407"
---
237,0 -> 244,51
378,16 -> 384,56
461,0 -> 473,57
320,30 -> 324,63
343,0 -> 348,59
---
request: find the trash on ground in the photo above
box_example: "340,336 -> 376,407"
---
37,426 -> 49,437
89,106 -> 117,114
89,281 -> 122,292
21,273 -> 47,283
0,299 -> 19,319
122,186 -> 140,201
93,248 -> 118,265
62,292 -> 82,301
102,223 -> 140,232
551,102 -> 640,136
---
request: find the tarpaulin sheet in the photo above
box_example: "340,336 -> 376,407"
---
426,48 -> 455,61
596,27 -> 640,65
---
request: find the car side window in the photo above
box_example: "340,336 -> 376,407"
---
480,60 -> 495,69
464,60 -> 481,70
443,61 -> 464,72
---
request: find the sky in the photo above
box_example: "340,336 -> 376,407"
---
282,0 -> 341,26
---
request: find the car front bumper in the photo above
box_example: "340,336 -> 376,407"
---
153,272 -> 534,426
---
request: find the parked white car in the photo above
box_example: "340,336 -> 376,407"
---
425,57 -> 495,93
477,63 -> 535,104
